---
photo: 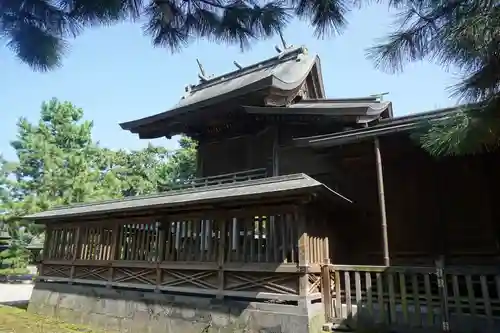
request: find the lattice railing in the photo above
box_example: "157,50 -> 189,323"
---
161,168 -> 268,191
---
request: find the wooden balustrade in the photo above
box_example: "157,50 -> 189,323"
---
40,205 -> 310,304
45,213 -> 300,265
307,232 -> 328,264
162,168 -> 268,191
322,264 -> 500,331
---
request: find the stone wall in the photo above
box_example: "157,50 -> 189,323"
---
28,282 -> 325,333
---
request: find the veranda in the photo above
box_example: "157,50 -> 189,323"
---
30,169 -> 500,333
33,173 -> 346,307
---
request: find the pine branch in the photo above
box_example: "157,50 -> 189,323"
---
414,97 -> 500,156
370,0 -> 500,156
2,0 -> 353,70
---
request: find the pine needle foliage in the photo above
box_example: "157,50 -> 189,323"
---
1,0 -> 353,71
367,0 -> 500,156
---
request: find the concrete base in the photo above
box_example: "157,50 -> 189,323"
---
28,282 -> 325,333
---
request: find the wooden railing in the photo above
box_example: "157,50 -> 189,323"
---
162,168 -> 268,191
40,204 -> 306,304
321,264 -> 500,332
48,214 -> 299,264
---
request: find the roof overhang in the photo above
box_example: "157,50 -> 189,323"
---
244,99 -> 392,124
293,106 -> 463,148
120,47 -> 324,139
24,174 -> 351,223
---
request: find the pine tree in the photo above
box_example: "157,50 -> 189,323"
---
10,99 -> 119,211
0,227 -> 30,277
2,98 -> 197,237
2,0 -> 351,71
367,0 -> 500,156
159,136 -> 198,188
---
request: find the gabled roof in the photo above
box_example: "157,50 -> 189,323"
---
293,106 -> 462,147
120,46 -> 324,138
24,174 -> 351,222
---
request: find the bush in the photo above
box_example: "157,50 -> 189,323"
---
0,243 -> 31,276
0,267 -> 30,276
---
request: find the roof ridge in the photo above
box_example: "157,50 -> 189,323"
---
297,96 -> 379,104
187,46 -> 307,94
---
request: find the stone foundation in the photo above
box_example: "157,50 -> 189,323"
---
28,282 -> 325,333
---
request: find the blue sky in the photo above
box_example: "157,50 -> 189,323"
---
0,3 -> 459,161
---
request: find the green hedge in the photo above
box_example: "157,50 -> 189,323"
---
0,268 -> 30,276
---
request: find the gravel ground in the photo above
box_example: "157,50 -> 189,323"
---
0,283 -> 33,305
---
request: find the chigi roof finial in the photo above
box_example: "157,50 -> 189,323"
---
370,92 -> 390,102
274,31 -> 294,57
279,30 -> 288,50
196,58 -> 210,82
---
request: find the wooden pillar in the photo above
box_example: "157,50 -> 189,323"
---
216,219 -> 226,299
73,227 -> 82,261
297,207 -> 309,297
69,226 -> 81,284
321,264 -> 333,321
107,223 -> 120,288
270,127 -> 279,246
272,127 -> 280,177
156,220 -> 167,292
374,137 -> 390,266
321,212 -> 333,321
108,225 -> 118,260
40,226 -> 53,276
434,161 -> 447,259
43,226 -> 53,260
196,142 -> 204,177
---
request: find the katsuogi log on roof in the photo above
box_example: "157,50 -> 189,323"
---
24,174 -> 351,223
119,46 -> 325,139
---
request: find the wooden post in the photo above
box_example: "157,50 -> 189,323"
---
107,224 -> 120,288
196,143 -> 204,177
69,226 -> 81,284
216,219 -> 226,299
156,220 -> 167,292
436,256 -> 450,332
297,207 -> 309,297
110,224 -> 119,260
43,226 -> 53,260
272,126 -> 280,177
374,137 -> 390,266
270,128 -> 279,256
322,219 -> 333,322
321,264 -> 333,322
40,226 -> 53,277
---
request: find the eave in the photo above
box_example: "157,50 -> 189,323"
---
293,106 -> 463,148
24,174 -> 351,223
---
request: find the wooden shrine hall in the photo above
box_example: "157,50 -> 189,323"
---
26,46 -> 500,333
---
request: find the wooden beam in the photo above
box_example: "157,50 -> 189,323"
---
272,126 -> 280,176
217,219 -> 226,299
374,137 -> 390,266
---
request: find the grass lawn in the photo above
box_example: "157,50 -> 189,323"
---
0,306 -> 105,333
